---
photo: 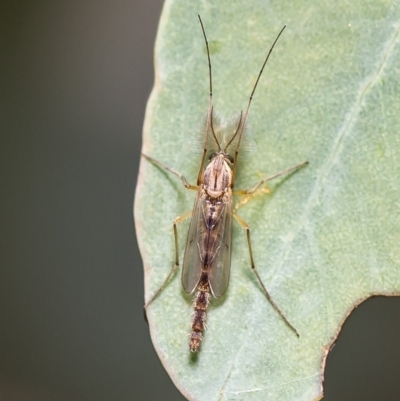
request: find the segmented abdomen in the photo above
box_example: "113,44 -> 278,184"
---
187,194 -> 232,352
190,272 -> 211,352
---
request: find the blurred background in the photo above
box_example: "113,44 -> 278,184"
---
1,1 -> 399,400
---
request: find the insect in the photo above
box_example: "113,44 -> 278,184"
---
143,15 -> 308,352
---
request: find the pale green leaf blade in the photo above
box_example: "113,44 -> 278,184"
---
135,1 -> 400,400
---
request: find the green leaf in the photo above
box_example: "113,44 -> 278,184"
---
134,0 -> 400,400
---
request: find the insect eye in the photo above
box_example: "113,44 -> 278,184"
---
209,152 -> 217,160
226,155 -> 234,163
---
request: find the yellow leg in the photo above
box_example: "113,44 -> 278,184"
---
233,161 -> 308,212
241,161 -> 308,194
234,187 -> 270,212
233,212 -> 299,337
144,211 -> 192,315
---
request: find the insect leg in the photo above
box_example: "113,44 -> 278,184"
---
144,211 -> 193,321
233,212 -> 299,337
234,160 -> 309,196
142,153 -> 198,191
233,187 -> 270,212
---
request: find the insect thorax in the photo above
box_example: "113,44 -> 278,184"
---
202,153 -> 233,199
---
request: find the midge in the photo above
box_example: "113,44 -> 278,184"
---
143,15 -> 308,352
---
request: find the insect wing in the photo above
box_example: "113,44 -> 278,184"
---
182,194 -> 233,297
181,195 -> 203,294
208,200 -> 232,298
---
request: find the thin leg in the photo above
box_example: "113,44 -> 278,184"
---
144,211 -> 192,317
233,212 -> 299,337
142,153 -> 198,191
234,160 -> 308,195
234,187 -> 270,212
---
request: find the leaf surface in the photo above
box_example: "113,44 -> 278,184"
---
135,1 -> 400,400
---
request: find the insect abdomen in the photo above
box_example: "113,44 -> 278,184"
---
190,272 -> 211,352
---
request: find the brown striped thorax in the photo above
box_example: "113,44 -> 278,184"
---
202,152 -> 233,200
142,16 -> 308,353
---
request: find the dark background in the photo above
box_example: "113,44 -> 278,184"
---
1,1 -> 399,400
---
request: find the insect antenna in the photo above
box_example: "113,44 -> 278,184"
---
210,106 -> 221,151
197,14 -> 213,184
224,110 -> 243,151
231,25 -> 286,186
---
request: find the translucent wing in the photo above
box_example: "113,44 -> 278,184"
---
181,194 -> 233,298
181,195 -> 203,294
208,200 -> 232,297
